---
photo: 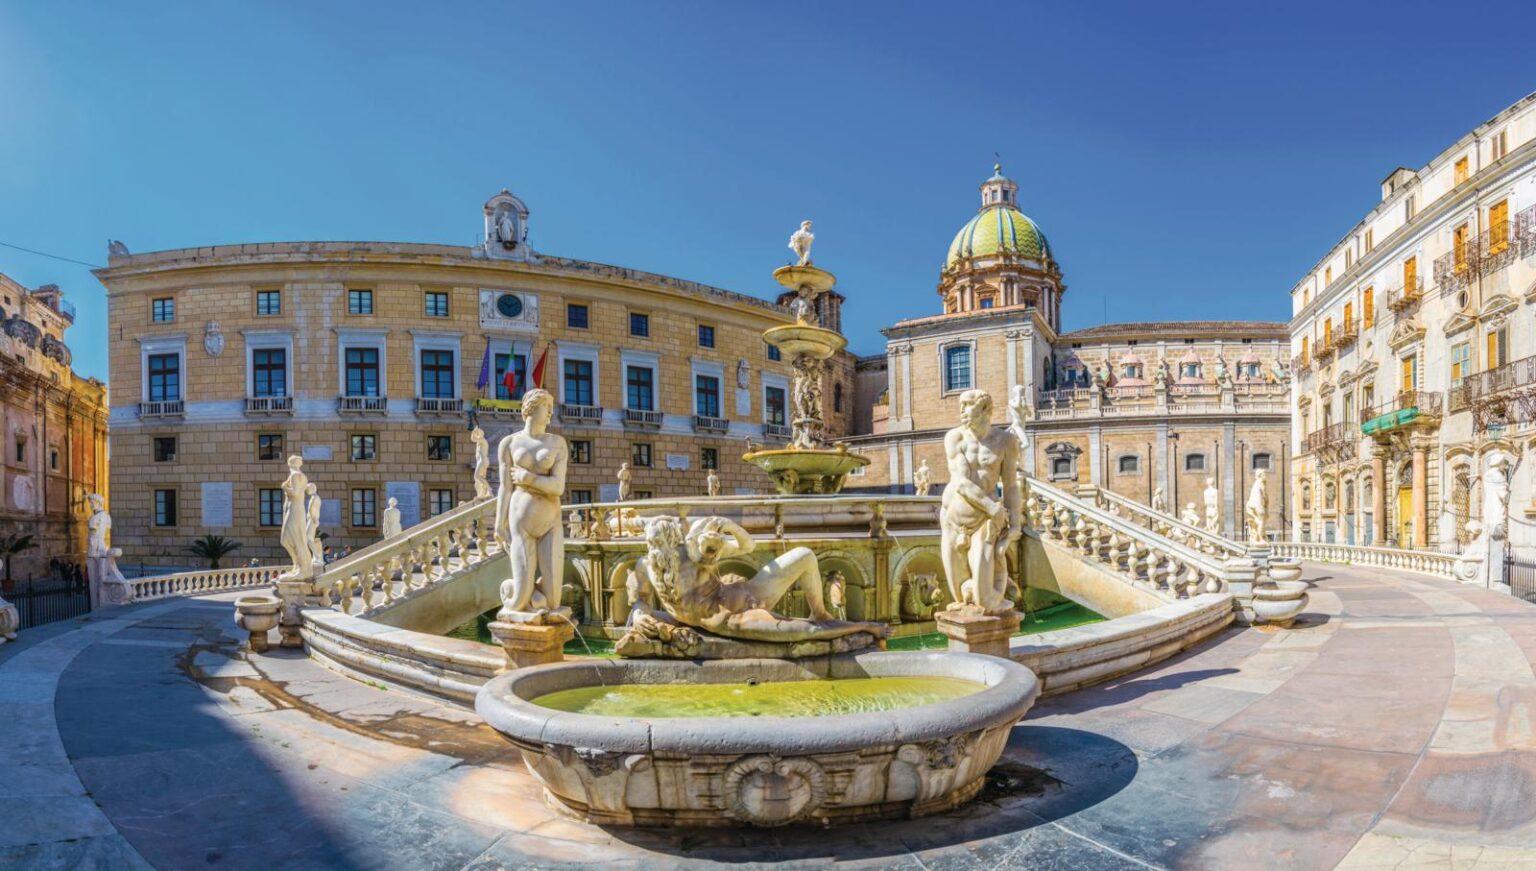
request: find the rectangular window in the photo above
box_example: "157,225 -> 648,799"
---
494,352 -> 528,400
1117,455 -> 1139,474
629,312 -> 650,337
153,436 -> 177,462
767,344 -> 781,362
1405,195 -> 1416,221
634,490 -> 653,500
256,290 -> 281,316
626,365 -> 654,411
348,288 -> 374,315
429,489 -> 454,517
427,435 -> 452,461
151,297 -> 174,322
350,434 -> 377,461
345,348 -> 380,397
563,359 -> 594,405
1491,200 -> 1510,253
695,374 -> 721,417
259,489 -> 283,527
1252,453 -> 1272,472
1184,454 -> 1206,472
765,386 -> 787,425
701,447 -> 719,470
1454,223 -> 1470,271
1363,287 -> 1374,328
1324,266 -> 1331,286
1493,130 -> 1508,161
944,345 -> 972,392
567,303 -> 589,329
570,440 -> 592,464
632,443 -> 652,467
1403,256 -> 1417,292
419,349 -> 455,398
1343,301 -> 1353,329
258,434 -> 283,461
1487,328 -> 1507,371
1402,354 -> 1417,390
1364,229 -> 1374,252
350,488 -> 377,527
252,348 -> 287,397
424,291 -> 449,318
1450,342 -> 1470,382
569,489 -> 593,505
147,353 -> 181,402
153,489 -> 177,527
1454,155 -> 1469,185
698,324 -> 715,348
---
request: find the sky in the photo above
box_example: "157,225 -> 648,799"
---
2,1 -> 1535,383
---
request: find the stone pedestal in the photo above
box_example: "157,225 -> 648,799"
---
274,579 -> 314,649
934,608 -> 1021,659
489,620 -> 574,671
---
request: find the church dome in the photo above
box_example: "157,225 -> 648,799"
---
944,166 -> 1051,269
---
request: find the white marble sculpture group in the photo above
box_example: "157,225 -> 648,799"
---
939,389 -> 1023,615
278,456 -> 325,580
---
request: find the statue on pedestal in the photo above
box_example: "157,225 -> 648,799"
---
1152,486 -> 1167,515
85,492 -> 130,607
940,389 -> 1021,613
789,220 -> 815,266
1181,502 -> 1201,528
616,462 -> 632,502
494,389 -> 569,619
913,459 -> 932,497
381,497 -> 402,539
1245,470 -> 1269,545
826,570 -> 847,620
706,468 -> 721,497
279,456 -> 317,580
305,483 -> 323,570
471,426 -> 492,500
1203,477 -> 1221,534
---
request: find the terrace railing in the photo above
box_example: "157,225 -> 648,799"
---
1272,541 -> 1457,581
126,565 -> 288,603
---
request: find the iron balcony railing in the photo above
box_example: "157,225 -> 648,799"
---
1435,206 -> 1536,294
1361,390 -> 1443,425
1302,421 -> 1354,456
1386,277 -> 1424,313
472,398 -> 522,420
763,422 -> 792,440
1453,354 -> 1536,408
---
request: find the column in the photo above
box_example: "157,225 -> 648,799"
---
1156,422 -> 1170,503
1089,426 -> 1103,487
1412,441 -> 1428,549
885,346 -> 901,422
1370,451 -> 1386,546
1222,422 -> 1237,538
900,347 -> 913,428
1005,330 -> 1019,393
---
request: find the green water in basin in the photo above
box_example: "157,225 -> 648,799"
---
531,675 -> 985,718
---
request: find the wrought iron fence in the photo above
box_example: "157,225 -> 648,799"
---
5,575 -> 91,629
1505,553 -> 1536,604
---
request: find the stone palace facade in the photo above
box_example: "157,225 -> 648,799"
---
1289,91 -> 1536,554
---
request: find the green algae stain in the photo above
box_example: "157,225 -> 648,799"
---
531,675 -> 986,718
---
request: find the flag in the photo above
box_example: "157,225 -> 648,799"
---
501,353 -> 517,397
531,342 -> 552,389
475,339 -> 492,392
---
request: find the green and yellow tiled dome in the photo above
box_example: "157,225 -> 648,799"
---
946,205 -> 1051,268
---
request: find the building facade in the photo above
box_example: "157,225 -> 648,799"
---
1289,92 -> 1536,553
0,273 -> 109,581
96,191 -> 852,569
848,167 -> 1292,539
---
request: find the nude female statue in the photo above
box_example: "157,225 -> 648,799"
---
279,456 -> 316,579
940,389 -> 1021,613
471,426 -> 492,500
494,389 -> 568,618
626,515 -> 888,644
305,483 -> 323,570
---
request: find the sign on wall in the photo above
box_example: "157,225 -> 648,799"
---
201,482 -> 233,528
301,445 -> 332,462
599,483 -> 620,502
386,481 -> 422,528
665,453 -> 690,471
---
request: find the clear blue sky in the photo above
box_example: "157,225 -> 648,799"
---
2,2 -> 1534,382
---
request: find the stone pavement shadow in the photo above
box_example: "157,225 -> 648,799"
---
1033,667 -> 1239,717
598,725 -> 1138,866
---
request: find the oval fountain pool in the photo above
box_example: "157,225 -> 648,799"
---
475,650 -> 1039,827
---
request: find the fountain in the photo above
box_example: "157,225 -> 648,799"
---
742,223 -> 869,493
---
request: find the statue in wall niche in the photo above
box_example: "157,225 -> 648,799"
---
623,515 -> 889,649
1245,470 -> 1269,545
913,459 -> 932,497
494,205 -> 519,246
706,468 -> 721,497
1203,477 -> 1221,534
381,497 -> 403,539
940,389 -> 1022,614
1181,502 -> 1201,528
279,456 -> 317,580
494,389 -> 569,619
789,219 -> 815,266
471,426 -> 492,500
901,573 -> 944,621
736,358 -> 750,390
614,461 -> 633,501
1156,356 -> 1171,386
1152,487 -> 1167,515
1214,355 -> 1232,387
826,571 -> 847,620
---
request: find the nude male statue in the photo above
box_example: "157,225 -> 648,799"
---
940,389 -> 1022,613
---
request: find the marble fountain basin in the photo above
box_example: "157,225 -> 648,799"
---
475,651 -> 1039,827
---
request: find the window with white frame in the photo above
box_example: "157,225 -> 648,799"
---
944,345 -> 972,392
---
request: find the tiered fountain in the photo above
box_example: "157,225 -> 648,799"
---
742,221 -> 869,493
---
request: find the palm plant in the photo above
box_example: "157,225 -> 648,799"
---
186,534 -> 242,570
0,533 -> 36,590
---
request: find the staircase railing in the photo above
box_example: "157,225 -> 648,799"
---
1088,486 -> 1247,560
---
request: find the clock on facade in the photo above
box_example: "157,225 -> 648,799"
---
496,293 -> 524,319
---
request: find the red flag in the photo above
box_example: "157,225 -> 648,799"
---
501,364 -> 517,397
530,343 -> 552,389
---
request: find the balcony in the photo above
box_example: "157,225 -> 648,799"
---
693,414 -> 731,434
1313,342 -> 1336,365
1332,321 -> 1359,351
623,408 -> 663,428
1435,208 -> 1536,294
244,395 -> 293,415
415,396 -> 466,416
138,400 -> 185,419
763,422 -> 792,441
1386,278 -> 1423,313
1302,421 -> 1356,463
338,395 -> 388,414
473,397 -> 522,421
559,403 -> 603,424
1292,352 -> 1312,378
1454,354 -> 1536,431
1360,390 -> 1443,436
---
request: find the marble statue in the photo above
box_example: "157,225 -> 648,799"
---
826,570 -> 847,620
381,497 -> 403,539
1152,487 -> 1167,515
0,565 -> 15,643
1485,454 -> 1512,540
1007,384 -> 1032,499
1270,358 -> 1290,384
1156,356 -> 1171,386
616,462 -> 632,502
736,358 -> 750,390
790,355 -> 823,448
900,572 -> 944,621
279,456 -> 316,580
305,483 -> 323,570
1203,477 -> 1220,534
85,493 -> 129,607
1180,502 -> 1201,528
1214,355 -> 1231,387
566,509 -> 584,540
493,388 -> 569,618
625,515 -> 887,646
913,459 -> 932,497
789,293 -> 813,324
1245,470 -> 1268,545
495,205 -> 517,245
471,426 -> 492,500
789,220 -> 814,266
706,468 -> 721,497
1456,454 -> 1513,585
940,389 -> 1022,613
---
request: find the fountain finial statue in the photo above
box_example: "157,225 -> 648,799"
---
494,388 -> 569,619
789,220 -> 814,266
624,515 -> 888,650
940,389 -> 1022,613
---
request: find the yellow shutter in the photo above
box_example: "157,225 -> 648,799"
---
1454,224 -> 1469,271
1492,200 -> 1509,252
1487,329 -> 1506,370
1455,157 -> 1469,184
1301,336 -> 1309,359
1404,257 -> 1417,293
1344,302 -> 1353,329
1363,287 -> 1374,328
1402,355 -> 1415,390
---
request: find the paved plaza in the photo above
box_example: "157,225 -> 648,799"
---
3,562 -> 1535,870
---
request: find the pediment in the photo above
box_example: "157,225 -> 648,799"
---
1481,293 -> 1518,320
1388,319 -> 1425,352
1442,311 -> 1478,338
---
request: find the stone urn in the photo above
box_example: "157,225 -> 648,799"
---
1266,558 -> 1302,583
234,594 -> 283,653
1252,581 -> 1309,628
